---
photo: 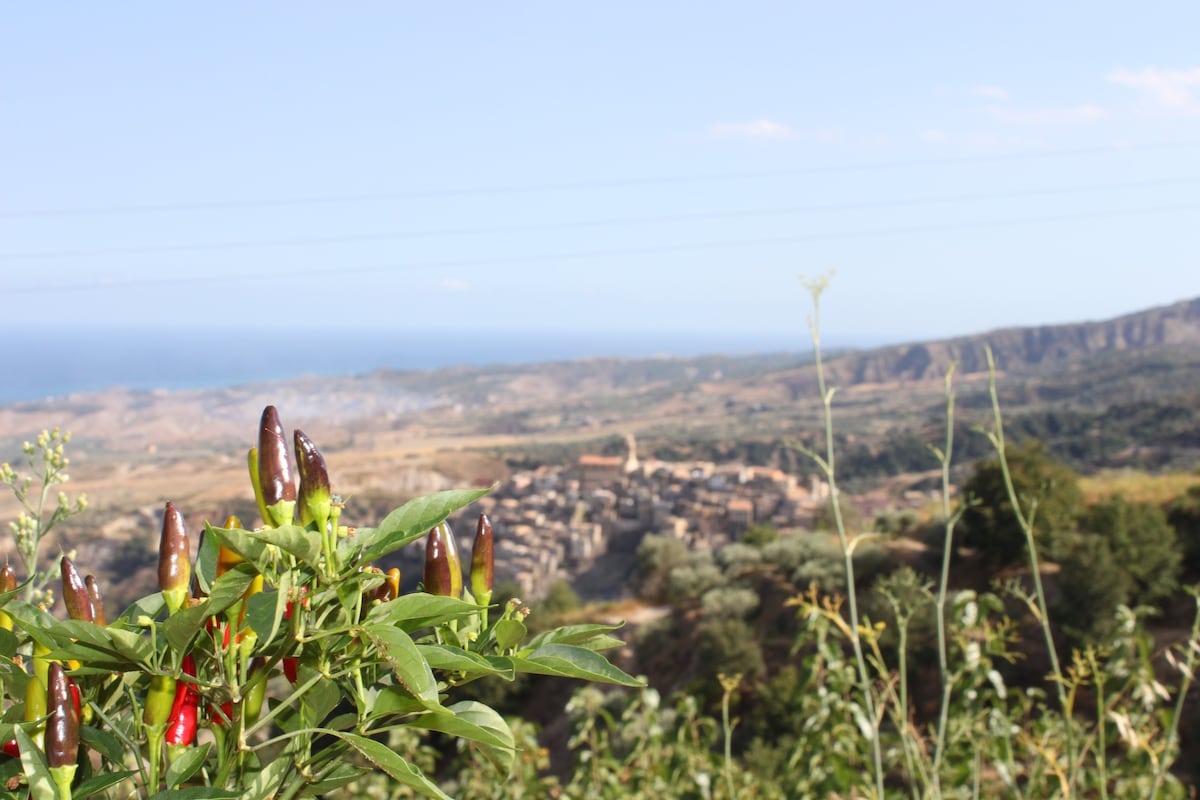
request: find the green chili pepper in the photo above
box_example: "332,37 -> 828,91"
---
144,673 -> 176,731
158,502 -> 191,616
0,562 -> 16,632
26,671 -> 47,750
33,639 -> 52,691
423,522 -> 462,598
46,662 -> 81,797
247,447 -> 272,526
60,556 -> 95,622
0,673 -> 49,756
257,406 -> 296,527
85,575 -> 107,626
294,428 -> 331,531
242,657 -> 267,726
470,513 -> 494,607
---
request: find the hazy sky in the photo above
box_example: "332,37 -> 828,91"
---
3,3 -> 1199,348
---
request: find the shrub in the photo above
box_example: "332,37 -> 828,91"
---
0,411 -> 639,800
959,440 -> 1084,565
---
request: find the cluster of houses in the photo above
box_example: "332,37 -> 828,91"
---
456,435 -> 843,599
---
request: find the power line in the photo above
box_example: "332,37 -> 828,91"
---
5,200 -> 1198,295
3,139 -> 1199,220
1,175 -> 1197,262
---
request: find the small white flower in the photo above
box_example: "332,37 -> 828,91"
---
852,706 -> 874,740
986,669 -> 1007,699
966,641 -> 981,669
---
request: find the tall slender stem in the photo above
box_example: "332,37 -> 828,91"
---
803,277 -> 886,800
931,366 -> 958,798
985,347 -> 1075,791
1148,592 -> 1200,798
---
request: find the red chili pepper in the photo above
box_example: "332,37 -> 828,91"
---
282,587 -> 308,684
211,699 -> 233,727
68,679 -> 82,720
0,740 -> 16,758
163,656 -> 199,748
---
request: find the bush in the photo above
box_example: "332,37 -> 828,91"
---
0,412 -> 640,800
959,440 -> 1084,565
1079,494 -> 1181,605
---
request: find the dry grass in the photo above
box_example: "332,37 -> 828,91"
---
1078,468 -> 1200,506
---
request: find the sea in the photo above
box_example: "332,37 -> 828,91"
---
0,326 -> 814,405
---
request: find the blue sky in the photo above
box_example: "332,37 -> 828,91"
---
3,3 -> 1199,351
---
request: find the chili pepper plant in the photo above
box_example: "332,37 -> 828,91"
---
0,406 -> 641,800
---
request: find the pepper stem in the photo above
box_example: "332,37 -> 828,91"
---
50,764 -> 77,800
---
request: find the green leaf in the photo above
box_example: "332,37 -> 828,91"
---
0,628 -> 17,659
525,622 -> 626,652
0,580 -> 25,608
163,602 -> 211,655
116,592 -> 166,625
244,576 -> 289,652
147,789 -> 240,800
361,624 -> 441,709
241,524 -> 323,568
365,685 -> 428,719
6,601 -> 61,649
103,626 -> 155,665
75,770 -> 138,798
240,747 -> 293,800
297,665 -> 342,728
207,563 -> 259,614
365,593 -> 481,632
512,644 -> 644,687
356,487 -> 492,565
417,644 -> 515,680
325,731 -> 453,800
206,523 -> 267,569
51,620 -> 114,650
304,763 -> 369,795
196,522 -> 221,595
494,619 -> 527,652
16,726 -> 56,800
411,700 -> 515,775
164,742 -> 211,788
82,724 -> 126,764
163,564 -> 258,653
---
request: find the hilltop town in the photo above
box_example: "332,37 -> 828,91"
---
429,435 -> 941,600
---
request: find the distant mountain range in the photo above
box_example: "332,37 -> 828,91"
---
827,296 -> 1200,384
2,297 -> 1198,479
